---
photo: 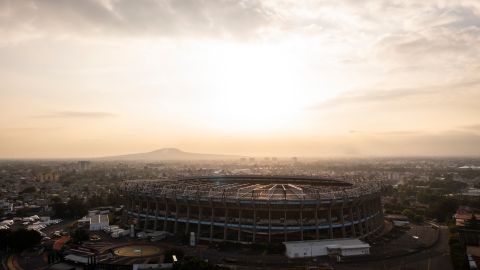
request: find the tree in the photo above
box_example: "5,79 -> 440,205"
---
0,229 -> 11,251
8,229 -> 42,251
401,209 -> 415,220
164,248 -> 184,263
52,202 -> 68,218
428,197 -> 458,222
465,214 -> 480,230
87,194 -> 105,208
429,179 -> 467,193
412,215 -> 424,224
449,233 -> 467,270
51,196 -> 62,203
20,186 -> 36,194
417,191 -> 440,204
52,196 -> 87,219
67,196 -> 87,218
61,180 -> 72,187
71,228 -> 89,244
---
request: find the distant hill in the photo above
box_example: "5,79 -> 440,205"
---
99,148 -> 244,161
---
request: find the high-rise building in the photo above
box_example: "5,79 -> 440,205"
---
78,161 -> 91,171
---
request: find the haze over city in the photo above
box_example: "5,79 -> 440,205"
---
1,0 -> 480,158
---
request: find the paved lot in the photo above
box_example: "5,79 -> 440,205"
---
368,224 -> 438,258
335,226 -> 452,270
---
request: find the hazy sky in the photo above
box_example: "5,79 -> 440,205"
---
1,0 -> 480,158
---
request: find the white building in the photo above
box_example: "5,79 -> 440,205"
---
284,238 -> 370,259
392,220 -> 410,227
89,214 -> 109,231
0,219 -> 14,226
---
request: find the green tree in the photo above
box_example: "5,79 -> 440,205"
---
51,196 -> 62,204
465,214 -> 480,230
67,196 -> 87,218
412,215 -> 424,223
20,186 -> 36,194
428,197 -> 458,222
449,233 -> 467,270
401,209 -> 415,220
53,196 -> 87,219
0,229 -> 11,251
52,202 -> 68,218
71,228 -> 89,244
8,229 -> 42,251
164,248 -> 184,263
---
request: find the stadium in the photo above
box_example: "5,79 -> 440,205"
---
121,175 -> 384,244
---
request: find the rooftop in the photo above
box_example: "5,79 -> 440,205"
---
90,214 -> 109,224
283,238 -> 369,248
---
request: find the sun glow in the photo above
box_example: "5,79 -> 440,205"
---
134,39 -> 349,135
194,43 -> 315,133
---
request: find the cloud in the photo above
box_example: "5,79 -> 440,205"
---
371,131 -> 421,136
311,79 -> 480,110
1,0 -> 480,158
39,110 -> 116,118
397,131 -> 480,156
337,129 -> 480,156
370,4 -> 480,74
0,0 -> 274,42
460,124 -> 480,132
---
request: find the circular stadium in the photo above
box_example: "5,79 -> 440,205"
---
120,175 -> 383,244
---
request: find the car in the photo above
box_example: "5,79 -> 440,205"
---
89,235 -> 101,241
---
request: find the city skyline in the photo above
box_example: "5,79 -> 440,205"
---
1,0 -> 480,158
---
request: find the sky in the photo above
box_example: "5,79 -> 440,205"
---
1,0 -> 480,158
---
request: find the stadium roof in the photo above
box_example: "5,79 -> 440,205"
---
122,175 -> 381,201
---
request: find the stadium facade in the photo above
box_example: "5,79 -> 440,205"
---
121,175 -> 383,243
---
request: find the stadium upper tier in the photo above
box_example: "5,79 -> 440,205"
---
120,175 -> 382,202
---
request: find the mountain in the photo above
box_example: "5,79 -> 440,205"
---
99,148 -> 244,161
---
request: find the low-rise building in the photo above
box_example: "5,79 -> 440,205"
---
455,206 -> 480,227
284,238 -> 370,259
385,214 -> 410,227
89,214 -> 109,231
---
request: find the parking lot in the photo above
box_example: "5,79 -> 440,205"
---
335,224 -> 451,270
368,224 -> 438,258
